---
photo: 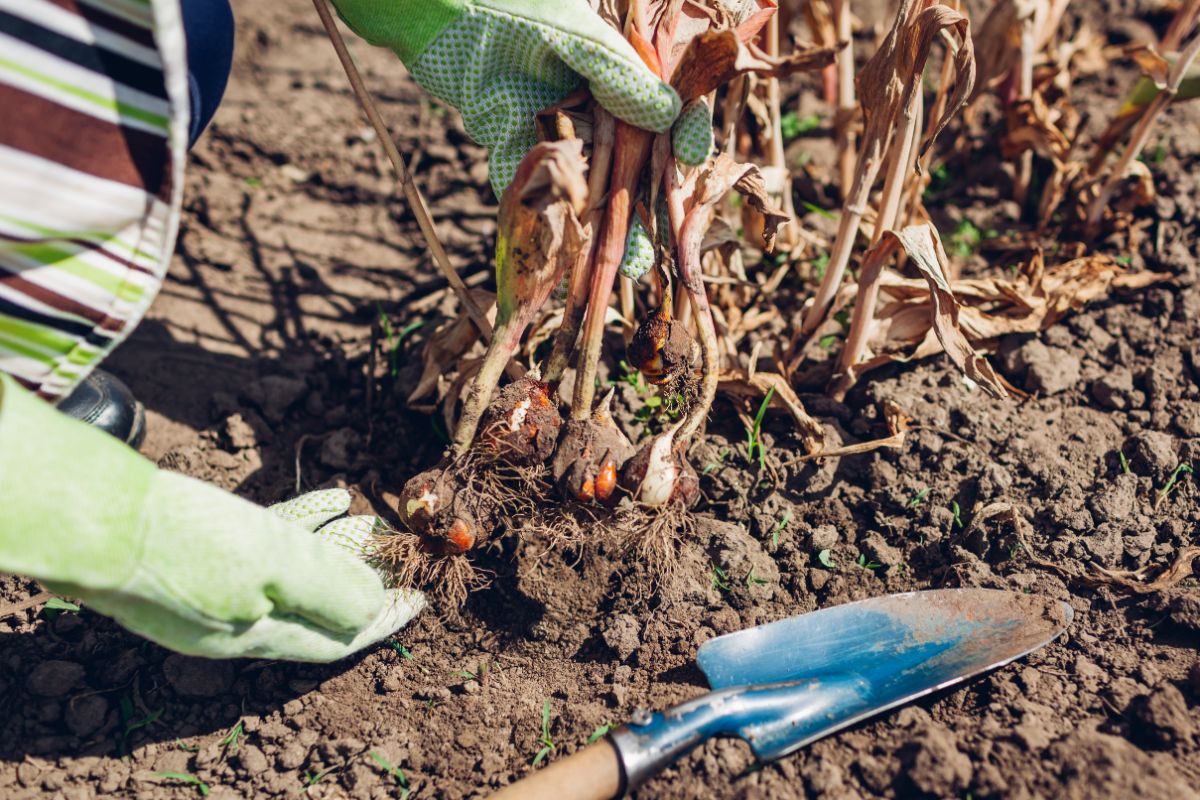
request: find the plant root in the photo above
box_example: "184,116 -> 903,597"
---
613,502 -> 695,600
371,529 -> 488,612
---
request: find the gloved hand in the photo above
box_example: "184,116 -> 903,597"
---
330,0 -> 683,192
0,374 -> 424,662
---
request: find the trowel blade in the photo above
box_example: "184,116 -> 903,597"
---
695,589 -> 1071,759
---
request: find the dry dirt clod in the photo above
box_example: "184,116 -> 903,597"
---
1128,683 -> 1195,749
26,661 -> 85,698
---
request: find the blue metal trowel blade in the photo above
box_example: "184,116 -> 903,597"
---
695,588 -> 1072,759
608,590 -> 1071,792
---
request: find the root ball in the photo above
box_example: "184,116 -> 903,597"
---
397,464 -> 498,554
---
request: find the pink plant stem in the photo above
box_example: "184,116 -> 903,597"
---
668,163 -> 720,442
1164,0 -> 1200,49
544,108 -> 615,385
571,121 -> 653,419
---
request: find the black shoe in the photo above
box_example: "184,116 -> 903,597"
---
57,369 -> 146,450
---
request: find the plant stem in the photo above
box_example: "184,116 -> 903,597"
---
571,121 -> 653,420
874,95 -> 920,241
452,314 -> 526,454
669,164 -> 720,442
544,108 -> 615,385
829,236 -> 900,400
311,0 -> 494,346
1014,12 -> 1035,205
620,276 -> 636,342
834,0 -> 857,196
765,13 -> 799,238
798,138 -> 878,338
1086,31 -> 1200,229
1164,0 -> 1200,50
832,89 -> 920,394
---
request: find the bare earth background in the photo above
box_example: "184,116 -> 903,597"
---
1,0 -> 1199,797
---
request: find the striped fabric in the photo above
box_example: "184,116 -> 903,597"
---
0,0 -> 188,401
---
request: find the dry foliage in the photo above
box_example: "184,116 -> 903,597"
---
336,0 -> 1190,603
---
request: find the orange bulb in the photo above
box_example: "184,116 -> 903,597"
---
445,519 -> 476,554
595,461 -> 618,502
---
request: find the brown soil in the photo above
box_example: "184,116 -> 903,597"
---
2,1 -> 1199,798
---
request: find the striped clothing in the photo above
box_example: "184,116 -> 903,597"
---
0,0 -> 187,400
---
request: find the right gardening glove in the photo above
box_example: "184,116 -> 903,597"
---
0,374 -> 424,663
330,0 -> 684,193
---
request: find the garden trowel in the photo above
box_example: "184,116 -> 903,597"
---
491,588 -> 1071,799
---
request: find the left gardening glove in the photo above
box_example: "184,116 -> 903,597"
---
0,374 -> 424,662
330,0 -> 683,192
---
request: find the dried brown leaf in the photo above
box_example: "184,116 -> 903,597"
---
672,27 -> 838,102
686,154 -> 789,258
864,253 -> 1172,357
858,0 -> 975,164
895,226 -> 1006,396
408,289 -> 496,405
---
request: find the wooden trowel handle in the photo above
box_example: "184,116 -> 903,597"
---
490,739 -> 624,800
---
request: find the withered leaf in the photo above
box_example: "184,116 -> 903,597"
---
408,289 -> 496,405
495,139 -> 589,325
672,28 -> 838,102
688,154 -> 789,251
879,225 -> 1007,397
856,253 -> 1171,373
858,0 -> 975,162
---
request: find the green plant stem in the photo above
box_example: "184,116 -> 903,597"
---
453,314 -> 527,453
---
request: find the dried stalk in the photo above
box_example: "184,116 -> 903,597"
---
544,108 -> 616,384
1086,32 -> 1200,229
834,0 -> 857,194
1089,0 -> 1199,171
764,13 -> 799,234
572,122 -> 654,419
835,84 -> 922,386
1014,10 -> 1035,204
669,164 -> 721,441
310,0 -> 495,345
800,0 -> 974,340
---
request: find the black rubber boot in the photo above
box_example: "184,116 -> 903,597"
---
56,369 -> 146,450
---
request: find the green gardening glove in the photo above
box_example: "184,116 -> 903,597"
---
331,0 -> 683,192
0,374 -> 424,662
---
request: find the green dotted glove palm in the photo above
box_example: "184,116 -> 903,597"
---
331,0 -> 683,192
0,375 -> 424,662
